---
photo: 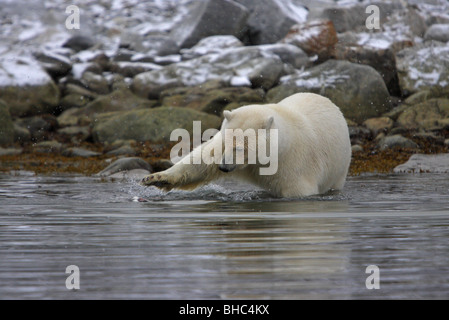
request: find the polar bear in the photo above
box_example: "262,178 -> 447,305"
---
141,93 -> 351,198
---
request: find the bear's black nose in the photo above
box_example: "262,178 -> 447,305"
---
219,164 -> 235,173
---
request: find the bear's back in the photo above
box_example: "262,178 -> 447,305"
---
277,93 -> 340,117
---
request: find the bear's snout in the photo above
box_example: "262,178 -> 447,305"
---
219,164 -> 236,173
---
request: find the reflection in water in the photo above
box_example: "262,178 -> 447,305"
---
0,173 -> 449,299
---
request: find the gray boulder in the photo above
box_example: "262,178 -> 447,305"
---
234,0 -> 308,45
307,1 -> 404,33
33,50 -> 72,78
92,107 -> 222,144
57,88 -> 157,127
396,41 -> 449,95
396,98 -> 449,131
62,147 -> 101,158
169,0 -> 249,48
394,154 -> 449,173
0,54 -> 60,117
424,24 -> 449,43
377,135 -> 419,151
275,59 -> 392,123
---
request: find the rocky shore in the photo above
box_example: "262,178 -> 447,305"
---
1,0 -> 449,178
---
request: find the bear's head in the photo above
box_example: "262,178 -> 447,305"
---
219,106 -> 278,175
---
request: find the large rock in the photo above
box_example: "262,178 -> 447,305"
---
377,134 -> 419,151
92,107 -> 222,144
0,100 -> 14,146
0,54 -> 60,117
394,154 -> 449,173
161,85 -> 265,116
57,88 -> 157,127
169,0 -> 249,48
397,98 -> 449,131
396,41 -> 449,95
15,115 -> 58,142
335,31 -> 414,95
281,19 -> 338,62
234,0 -> 308,45
274,59 -> 392,123
33,49 -> 72,78
424,24 -> 449,42
132,46 -> 289,98
307,1 -> 404,33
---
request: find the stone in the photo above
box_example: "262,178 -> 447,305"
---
58,94 -> 92,113
109,61 -> 162,78
351,144 -> 363,153
396,41 -> 449,95
57,88 -> 157,126
0,54 -> 60,117
377,134 -> 419,151
80,72 -> 110,95
97,157 -> 153,176
13,123 -> 31,143
169,0 -> 249,48
257,44 -> 309,69
334,41 -> 405,96
180,35 -> 244,60
363,117 -> 394,136
119,34 -> 180,57
63,84 -> 99,100
394,154 -> 449,173
33,140 -> 64,154
33,50 -> 72,78
62,35 -> 96,52
235,0 -> 308,45
307,1 -> 404,33
397,98 -> 449,131
161,85 -> 265,116
281,19 -> 338,62
276,59 -> 392,123
106,145 -> 138,156
0,100 -> 14,146
0,147 -> 23,156
424,24 -> 449,43
15,115 -> 58,142
92,107 -> 222,144
62,147 -> 101,158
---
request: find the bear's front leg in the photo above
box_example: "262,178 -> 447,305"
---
141,133 -> 223,191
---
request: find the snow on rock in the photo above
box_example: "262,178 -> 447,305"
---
396,41 -> 449,95
181,36 -> 244,60
276,59 -> 392,123
234,0 -> 308,45
169,0 -> 249,49
0,53 -> 60,117
132,45 -> 295,98
424,24 -> 449,43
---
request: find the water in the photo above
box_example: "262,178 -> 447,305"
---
1,172 -> 449,299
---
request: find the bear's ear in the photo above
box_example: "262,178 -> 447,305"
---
264,116 -> 274,130
223,110 -> 232,121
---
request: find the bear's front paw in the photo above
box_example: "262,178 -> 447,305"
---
141,173 -> 174,191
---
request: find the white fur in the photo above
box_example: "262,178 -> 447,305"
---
142,93 -> 352,198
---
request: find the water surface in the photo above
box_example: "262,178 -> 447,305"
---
1,172 -> 448,299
